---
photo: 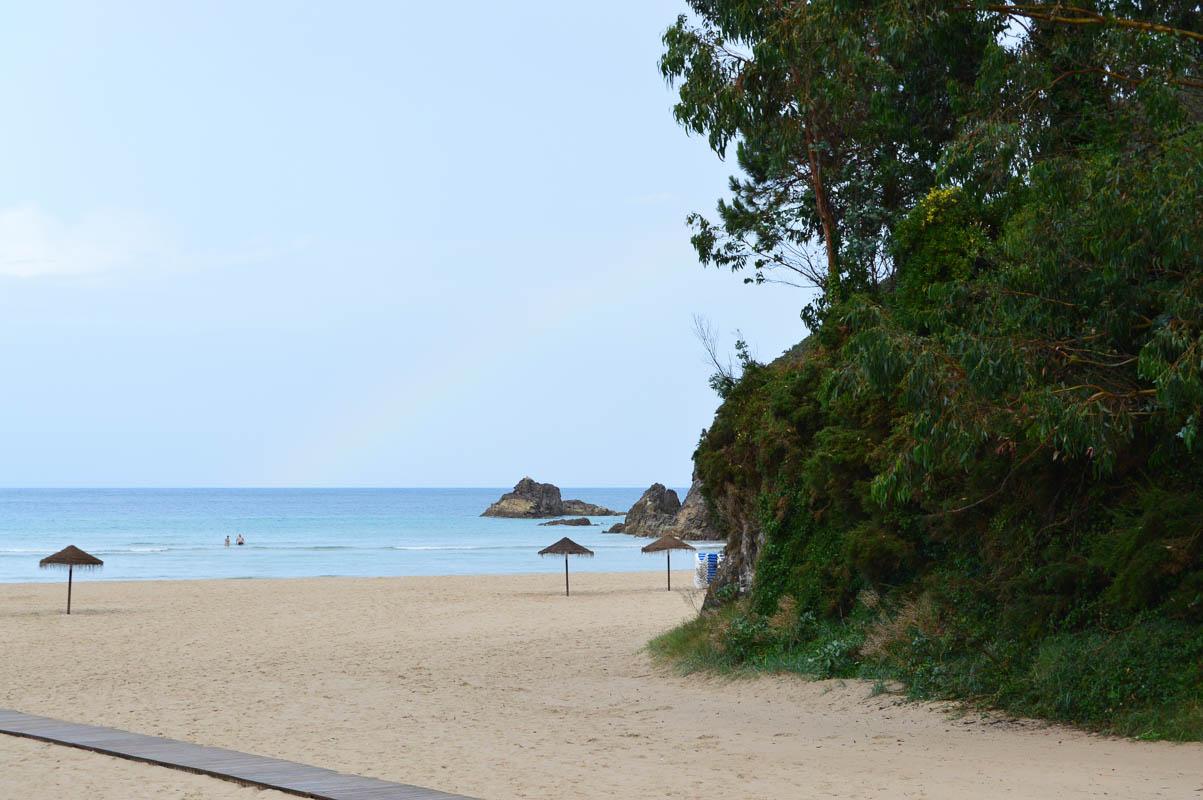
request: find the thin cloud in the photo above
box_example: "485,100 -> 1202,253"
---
0,206 -> 164,278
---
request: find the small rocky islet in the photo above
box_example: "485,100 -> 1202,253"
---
480,478 -> 622,518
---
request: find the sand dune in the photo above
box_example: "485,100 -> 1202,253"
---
0,573 -> 1198,799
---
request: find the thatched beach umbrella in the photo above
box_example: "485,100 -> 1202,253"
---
641,535 -> 695,591
39,545 -> 103,615
538,537 -> 594,596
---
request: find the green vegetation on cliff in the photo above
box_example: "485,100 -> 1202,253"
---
655,1 -> 1203,739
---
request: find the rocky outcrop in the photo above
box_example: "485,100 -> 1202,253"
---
700,478 -> 757,610
483,477 -> 563,517
562,499 -> 618,516
481,478 -> 622,518
701,340 -> 814,607
607,477 -> 724,540
608,483 -> 680,536
673,475 -> 723,541
539,517 -> 593,527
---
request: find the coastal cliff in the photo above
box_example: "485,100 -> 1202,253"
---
649,0 -> 1203,744
669,319 -> 1203,739
481,478 -> 621,518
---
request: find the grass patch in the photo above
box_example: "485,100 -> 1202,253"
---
651,599 -> 1203,741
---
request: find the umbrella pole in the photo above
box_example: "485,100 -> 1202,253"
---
666,551 -> 671,591
67,564 -> 73,615
564,554 -> 570,597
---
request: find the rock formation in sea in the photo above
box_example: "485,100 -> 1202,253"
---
539,517 -> 593,526
606,475 -> 723,540
561,499 -> 614,516
605,483 -> 680,535
481,478 -> 622,518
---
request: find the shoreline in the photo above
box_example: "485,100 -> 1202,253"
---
3,572 -> 1198,800
0,565 -> 717,587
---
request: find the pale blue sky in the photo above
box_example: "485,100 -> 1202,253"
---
0,1 -> 808,487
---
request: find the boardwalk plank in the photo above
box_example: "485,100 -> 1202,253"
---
0,708 -> 476,800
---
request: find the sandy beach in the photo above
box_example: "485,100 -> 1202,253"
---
1,572 -> 1198,800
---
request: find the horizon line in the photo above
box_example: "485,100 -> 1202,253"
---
0,485 -> 683,490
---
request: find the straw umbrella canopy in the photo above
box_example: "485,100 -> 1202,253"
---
538,537 -> 594,596
39,545 -> 103,615
641,534 -> 695,591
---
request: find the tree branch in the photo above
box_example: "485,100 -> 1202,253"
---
975,4 -> 1203,44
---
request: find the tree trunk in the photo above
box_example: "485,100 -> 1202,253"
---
806,127 -> 840,291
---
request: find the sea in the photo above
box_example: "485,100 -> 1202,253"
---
0,488 -> 723,583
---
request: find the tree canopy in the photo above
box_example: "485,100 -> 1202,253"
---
665,0 -> 1203,476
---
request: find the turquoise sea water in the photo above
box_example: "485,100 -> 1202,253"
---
0,488 -> 721,583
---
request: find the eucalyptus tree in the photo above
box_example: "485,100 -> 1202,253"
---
660,1 -> 997,321
663,0 -> 1203,485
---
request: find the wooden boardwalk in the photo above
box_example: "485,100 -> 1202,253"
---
0,708 -> 477,800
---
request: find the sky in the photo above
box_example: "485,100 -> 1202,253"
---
0,1 -> 810,488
